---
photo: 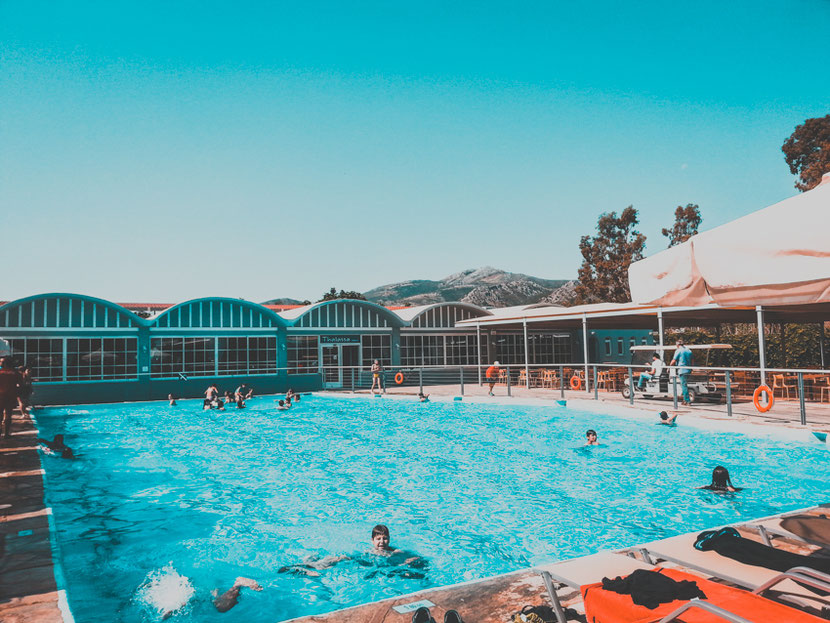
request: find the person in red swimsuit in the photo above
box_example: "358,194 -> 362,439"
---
0,357 -> 23,438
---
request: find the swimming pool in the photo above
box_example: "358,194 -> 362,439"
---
36,395 -> 829,622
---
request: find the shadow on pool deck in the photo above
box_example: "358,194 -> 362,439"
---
0,413 -> 63,623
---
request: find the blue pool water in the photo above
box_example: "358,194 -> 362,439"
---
36,395 -> 829,622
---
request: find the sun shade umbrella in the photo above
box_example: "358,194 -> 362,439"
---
628,174 -> 830,307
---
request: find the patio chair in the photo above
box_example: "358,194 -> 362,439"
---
540,369 -> 558,389
743,509 -> 830,550
771,373 -> 797,399
581,566 -> 830,623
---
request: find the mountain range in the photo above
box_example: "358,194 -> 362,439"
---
265,268 -> 576,308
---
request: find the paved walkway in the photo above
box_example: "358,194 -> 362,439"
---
370,382 -> 830,433
0,411 -> 63,623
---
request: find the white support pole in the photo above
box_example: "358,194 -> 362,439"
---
523,319 -> 530,389
657,308 -> 665,354
756,306 -> 766,387
820,323 -> 826,370
476,324 -> 482,385
582,314 -> 590,393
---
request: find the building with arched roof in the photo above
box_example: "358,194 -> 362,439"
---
0,293 -> 651,404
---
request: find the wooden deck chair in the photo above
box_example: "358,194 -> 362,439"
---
581,566 -> 830,623
634,531 -> 830,612
535,551 -> 655,623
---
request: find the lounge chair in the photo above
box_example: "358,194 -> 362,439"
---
535,551 -> 656,623
581,566 -> 830,622
635,530 -> 830,612
744,512 -> 830,550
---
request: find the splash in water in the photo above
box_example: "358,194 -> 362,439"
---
136,564 -> 195,620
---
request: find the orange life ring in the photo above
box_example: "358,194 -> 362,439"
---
394,372 -> 404,385
753,385 -> 774,412
570,375 -> 582,390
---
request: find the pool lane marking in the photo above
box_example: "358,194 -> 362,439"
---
31,410 -> 77,623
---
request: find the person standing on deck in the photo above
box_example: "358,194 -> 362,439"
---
670,339 -> 694,406
370,360 -> 383,395
0,358 -> 23,438
485,361 -> 500,396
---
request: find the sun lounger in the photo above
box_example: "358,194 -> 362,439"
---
535,551 -> 655,623
635,531 -> 830,611
741,506 -> 830,549
581,567 -> 830,623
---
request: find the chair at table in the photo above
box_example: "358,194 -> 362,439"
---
596,370 -> 615,392
771,373 -> 797,399
540,369 -> 558,389
497,368 -> 508,385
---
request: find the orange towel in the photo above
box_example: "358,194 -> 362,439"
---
582,567 -> 825,623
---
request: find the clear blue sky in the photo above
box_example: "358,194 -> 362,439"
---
2,1 -> 828,303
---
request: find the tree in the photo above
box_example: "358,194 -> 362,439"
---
317,288 -> 367,302
782,114 -> 830,192
661,204 -> 701,247
573,206 -> 646,304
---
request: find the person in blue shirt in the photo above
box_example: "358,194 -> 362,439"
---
670,339 -> 694,406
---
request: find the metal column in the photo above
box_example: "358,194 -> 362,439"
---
523,319 -> 530,389
756,306 -> 766,387
476,324 -> 482,385
657,308 -> 665,352
820,323 -> 826,370
582,314 -> 590,393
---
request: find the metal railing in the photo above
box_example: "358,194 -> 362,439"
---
304,361 -> 830,427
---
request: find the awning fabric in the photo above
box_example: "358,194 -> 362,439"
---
628,178 -> 830,307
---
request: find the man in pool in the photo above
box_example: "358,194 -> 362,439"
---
278,524 -> 424,577
658,410 -> 678,425
212,577 -> 262,613
37,433 -> 74,458
585,429 -> 599,445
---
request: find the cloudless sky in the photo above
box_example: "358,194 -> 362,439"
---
2,1 -> 828,303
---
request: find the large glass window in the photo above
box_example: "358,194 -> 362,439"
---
5,338 -> 64,381
361,334 -> 391,368
217,336 -> 277,375
493,333 -> 571,365
287,336 -> 318,374
151,337 -> 215,378
67,338 -> 138,381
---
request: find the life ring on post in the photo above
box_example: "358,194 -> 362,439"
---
394,372 -> 404,385
753,385 -> 774,412
570,375 -> 582,390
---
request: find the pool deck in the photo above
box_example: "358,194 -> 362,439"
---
369,382 -> 830,434
0,410 -> 65,623
284,504 -> 830,623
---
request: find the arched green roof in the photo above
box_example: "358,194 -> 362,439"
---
150,297 -> 287,329
395,302 -> 492,327
0,293 -> 144,329
281,299 -> 404,329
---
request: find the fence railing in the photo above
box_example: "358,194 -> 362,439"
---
310,362 -> 830,428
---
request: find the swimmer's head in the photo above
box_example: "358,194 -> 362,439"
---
586,429 -> 597,441
371,524 -> 390,550
54,434 -> 64,443
278,400 -> 284,406
659,411 -> 669,420
711,465 -> 733,489
294,394 -> 300,401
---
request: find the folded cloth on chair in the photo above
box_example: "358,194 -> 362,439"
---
781,514 -> 830,545
583,567 -> 826,623
695,527 -> 830,574
601,569 -> 706,609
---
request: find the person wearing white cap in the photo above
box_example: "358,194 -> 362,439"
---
485,360 -> 501,396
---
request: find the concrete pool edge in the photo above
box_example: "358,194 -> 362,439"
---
0,410 -> 71,623
316,390 -> 828,444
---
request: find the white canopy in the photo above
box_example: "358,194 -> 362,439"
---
629,175 -> 830,307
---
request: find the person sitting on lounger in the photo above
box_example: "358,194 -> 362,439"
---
658,411 -> 678,425
700,466 -> 739,492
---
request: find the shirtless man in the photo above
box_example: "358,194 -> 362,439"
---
370,360 -> 383,395
0,358 -> 23,438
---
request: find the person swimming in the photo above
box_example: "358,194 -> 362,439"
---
211,577 -> 262,613
418,392 -> 430,402
37,434 -> 74,458
278,524 -> 425,578
168,394 -> 177,406
658,411 -> 678,425
275,399 -> 288,410
585,429 -> 599,446
700,466 -> 740,492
